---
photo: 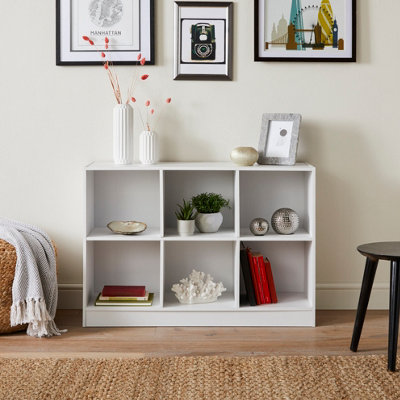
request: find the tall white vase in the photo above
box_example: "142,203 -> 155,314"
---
113,104 -> 133,165
139,130 -> 157,164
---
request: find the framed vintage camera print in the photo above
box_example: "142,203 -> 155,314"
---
255,0 -> 356,62
56,0 -> 154,65
174,2 -> 233,80
258,113 -> 302,165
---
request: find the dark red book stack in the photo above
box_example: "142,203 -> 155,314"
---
240,247 -> 278,306
102,285 -> 146,298
96,285 -> 153,307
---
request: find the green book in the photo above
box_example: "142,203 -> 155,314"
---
95,292 -> 154,306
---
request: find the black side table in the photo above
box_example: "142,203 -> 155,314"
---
350,242 -> 400,372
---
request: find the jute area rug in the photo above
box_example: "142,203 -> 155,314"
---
0,355 -> 399,400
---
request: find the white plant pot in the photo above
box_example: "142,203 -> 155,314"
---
195,212 -> 223,233
177,220 -> 195,236
139,130 -> 157,165
113,104 -> 133,165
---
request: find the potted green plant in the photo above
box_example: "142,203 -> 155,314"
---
191,193 -> 230,233
175,199 -> 196,236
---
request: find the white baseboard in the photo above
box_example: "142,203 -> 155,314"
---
316,283 -> 389,310
58,283 -> 390,310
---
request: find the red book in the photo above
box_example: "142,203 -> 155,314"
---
254,254 -> 271,304
251,254 -> 266,304
264,257 -> 278,303
247,250 -> 262,305
102,285 -> 146,297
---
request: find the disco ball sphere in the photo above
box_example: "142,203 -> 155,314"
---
271,208 -> 299,235
249,218 -> 269,236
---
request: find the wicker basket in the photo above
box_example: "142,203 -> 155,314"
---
0,239 -> 57,334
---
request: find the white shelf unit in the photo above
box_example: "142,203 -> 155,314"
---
84,162 -> 316,327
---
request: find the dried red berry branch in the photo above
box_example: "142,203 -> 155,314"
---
82,35 -> 148,105
136,98 -> 172,132
82,35 -> 173,131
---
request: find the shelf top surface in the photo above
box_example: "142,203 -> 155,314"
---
86,161 -> 315,172
85,292 -> 312,312
86,227 -> 312,242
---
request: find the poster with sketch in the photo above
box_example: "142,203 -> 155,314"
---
57,0 -> 154,65
255,0 -> 356,61
71,0 -> 140,51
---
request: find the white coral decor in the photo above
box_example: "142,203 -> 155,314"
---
171,270 -> 227,304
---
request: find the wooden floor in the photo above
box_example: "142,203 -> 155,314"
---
0,310 -> 392,358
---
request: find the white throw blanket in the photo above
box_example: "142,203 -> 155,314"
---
0,218 -> 65,337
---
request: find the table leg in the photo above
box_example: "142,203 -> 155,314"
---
350,257 -> 378,352
388,261 -> 400,372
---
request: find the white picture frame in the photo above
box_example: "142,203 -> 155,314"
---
258,113 -> 302,165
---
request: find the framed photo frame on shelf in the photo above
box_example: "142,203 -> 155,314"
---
258,113 -> 302,166
174,1 -> 233,80
254,0 -> 356,62
56,0 -> 155,65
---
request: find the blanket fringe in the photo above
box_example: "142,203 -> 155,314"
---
11,298 -> 67,338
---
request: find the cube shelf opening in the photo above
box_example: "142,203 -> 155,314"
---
87,170 -> 161,237
240,171 -> 313,238
164,241 -> 236,310
164,170 -> 236,236
239,241 -> 313,310
85,241 -> 161,309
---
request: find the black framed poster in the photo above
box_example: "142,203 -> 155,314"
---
56,0 -> 154,65
255,0 -> 356,62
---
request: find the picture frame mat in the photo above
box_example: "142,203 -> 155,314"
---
265,120 -> 295,158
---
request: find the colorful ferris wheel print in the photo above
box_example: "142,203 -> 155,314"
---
255,0 -> 356,62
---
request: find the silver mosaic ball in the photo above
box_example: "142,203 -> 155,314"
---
271,208 -> 299,235
249,218 -> 269,236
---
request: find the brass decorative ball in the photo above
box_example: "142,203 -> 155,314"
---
249,218 -> 269,236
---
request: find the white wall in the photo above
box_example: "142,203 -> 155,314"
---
1,1 -> 399,309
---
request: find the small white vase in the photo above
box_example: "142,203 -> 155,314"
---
177,220 -> 195,236
195,212 -> 223,233
113,104 -> 133,165
139,130 -> 157,164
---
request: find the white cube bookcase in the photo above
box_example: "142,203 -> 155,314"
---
84,162 -> 316,327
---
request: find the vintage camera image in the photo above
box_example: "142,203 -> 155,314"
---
191,23 -> 216,60
181,19 -> 226,64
